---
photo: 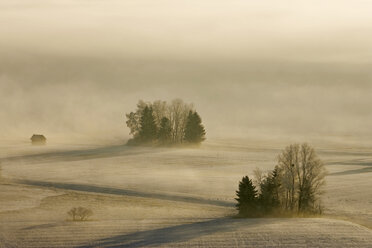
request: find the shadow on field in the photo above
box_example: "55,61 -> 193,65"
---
22,222 -> 62,230
327,158 -> 372,167
1,145 -> 162,164
79,218 -> 265,248
327,158 -> 372,176
328,167 -> 372,176
16,180 -> 234,208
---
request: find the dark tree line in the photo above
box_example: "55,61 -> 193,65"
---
126,99 -> 206,145
236,143 -> 326,217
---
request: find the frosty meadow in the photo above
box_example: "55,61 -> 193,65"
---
1,0 -> 372,247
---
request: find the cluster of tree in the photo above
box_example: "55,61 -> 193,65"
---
67,207 -> 93,221
236,143 -> 327,217
126,99 -> 206,145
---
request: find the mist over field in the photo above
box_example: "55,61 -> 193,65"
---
1,0 -> 372,145
1,1 -> 372,247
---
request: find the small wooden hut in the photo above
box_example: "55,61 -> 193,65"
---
31,134 -> 46,145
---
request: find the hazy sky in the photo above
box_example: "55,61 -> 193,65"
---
1,0 -> 372,144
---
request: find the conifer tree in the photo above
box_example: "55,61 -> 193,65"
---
235,176 -> 258,216
184,111 -> 206,144
138,106 -> 157,142
126,99 -> 206,145
157,117 -> 172,145
258,166 -> 281,213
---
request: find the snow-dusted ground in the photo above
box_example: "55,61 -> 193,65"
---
0,140 -> 371,247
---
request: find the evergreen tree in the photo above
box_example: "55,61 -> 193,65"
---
126,99 -> 207,146
138,106 -> 157,142
157,117 -> 172,145
258,166 -> 281,213
184,111 -> 206,144
235,176 -> 258,216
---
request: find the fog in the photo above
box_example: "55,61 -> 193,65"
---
1,0 -> 372,145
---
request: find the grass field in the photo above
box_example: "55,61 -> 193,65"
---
1,140 -> 371,247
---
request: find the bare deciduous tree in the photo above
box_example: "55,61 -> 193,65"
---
169,99 -> 193,143
67,207 -> 93,221
277,144 -> 299,210
296,143 -> 327,212
253,167 -> 266,193
277,143 -> 326,213
152,100 -> 168,127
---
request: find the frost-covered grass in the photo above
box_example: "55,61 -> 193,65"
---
0,139 -> 371,247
